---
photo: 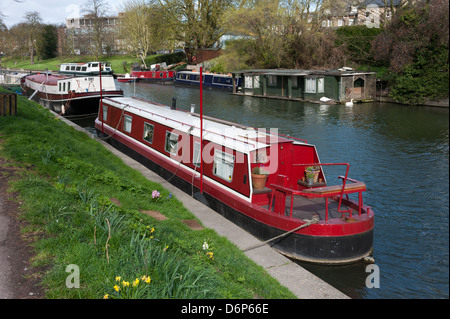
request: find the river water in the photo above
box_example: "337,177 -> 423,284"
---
71,81 -> 449,299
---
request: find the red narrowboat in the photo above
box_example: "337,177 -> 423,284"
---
130,70 -> 175,83
95,96 -> 374,264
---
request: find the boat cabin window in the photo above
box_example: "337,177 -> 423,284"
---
193,142 -> 201,167
92,63 -> 98,68
143,123 -> 154,143
71,66 -> 76,71
76,66 -> 81,71
82,67 -> 87,71
65,66 -> 70,71
213,150 -> 234,183
67,81 -> 71,91
165,131 -> 179,155
63,82 -> 66,92
59,83 -> 61,91
102,105 -> 108,122
124,115 -> 132,133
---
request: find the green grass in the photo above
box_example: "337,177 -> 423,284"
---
2,52 -> 185,74
0,86 -> 296,299
2,55 -> 145,74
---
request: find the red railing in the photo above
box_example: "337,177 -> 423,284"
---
270,163 -> 366,221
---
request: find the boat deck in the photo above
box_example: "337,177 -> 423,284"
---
263,195 -> 356,221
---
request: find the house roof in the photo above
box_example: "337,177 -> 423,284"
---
359,0 -> 403,7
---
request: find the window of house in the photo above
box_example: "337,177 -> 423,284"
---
268,75 -> 277,87
291,76 -> 298,88
124,115 -> 132,133
165,131 -> 179,154
143,123 -> 154,143
213,150 -> 234,183
102,105 -> 108,122
253,76 -> 260,88
317,78 -> 325,93
244,76 -> 253,89
193,142 -> 201,167
305,78 -> 316,93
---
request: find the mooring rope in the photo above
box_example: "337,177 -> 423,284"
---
242,215 -> 320,252
97,105 -> 129,140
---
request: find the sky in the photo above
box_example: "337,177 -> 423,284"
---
1,0 -> 124,28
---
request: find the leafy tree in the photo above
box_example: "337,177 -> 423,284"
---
335,25 -> 384,67
155,0 -> 236,60
120,0 -> 154,68
220,0 -> 344,70
37,24 -> 58,60
372,0 -> 449,104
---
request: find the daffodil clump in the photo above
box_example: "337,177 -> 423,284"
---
104,275 -> 152,299
200,240 -> 215,263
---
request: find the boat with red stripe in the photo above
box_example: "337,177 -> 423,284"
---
20,72 -> 123,115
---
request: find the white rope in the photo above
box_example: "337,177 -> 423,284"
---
243,215 -> 319,252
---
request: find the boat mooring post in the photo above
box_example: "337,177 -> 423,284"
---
99,62 -> 103,134
200,66 -> 203,194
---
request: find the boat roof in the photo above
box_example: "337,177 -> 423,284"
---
25,73 -> 69,85
177,70 -> 232,78
104,97 -> 303,153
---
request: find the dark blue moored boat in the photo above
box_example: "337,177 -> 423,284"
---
175,70 -> 241,91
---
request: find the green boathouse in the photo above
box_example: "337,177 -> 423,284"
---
231,69 -> 377,104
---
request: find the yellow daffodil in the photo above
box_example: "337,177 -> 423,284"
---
113,285 -> 120,292
132,278 -> 139,287
103,294 -> 109,299
115,276 -> 121,282
122,281 -> 129,287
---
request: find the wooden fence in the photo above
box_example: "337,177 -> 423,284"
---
0,92 -> 17,116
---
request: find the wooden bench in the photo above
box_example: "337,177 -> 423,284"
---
302,182 -> 366,196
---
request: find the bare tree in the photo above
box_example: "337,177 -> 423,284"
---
83,0 -> 110,59
23,12 -> 43,65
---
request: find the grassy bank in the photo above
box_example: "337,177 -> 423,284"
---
0,87 -> 295,299
2,53 -> 186,74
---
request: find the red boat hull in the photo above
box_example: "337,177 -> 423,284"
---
130,70 -> 175,83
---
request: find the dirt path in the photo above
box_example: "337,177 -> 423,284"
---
0,156 -> 44,299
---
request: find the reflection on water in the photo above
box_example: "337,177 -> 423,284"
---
70,81 -> 449,299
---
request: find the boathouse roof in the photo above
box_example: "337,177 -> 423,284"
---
232,69 -> 376,77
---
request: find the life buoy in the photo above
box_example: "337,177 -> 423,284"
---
192,56 -> 197,62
